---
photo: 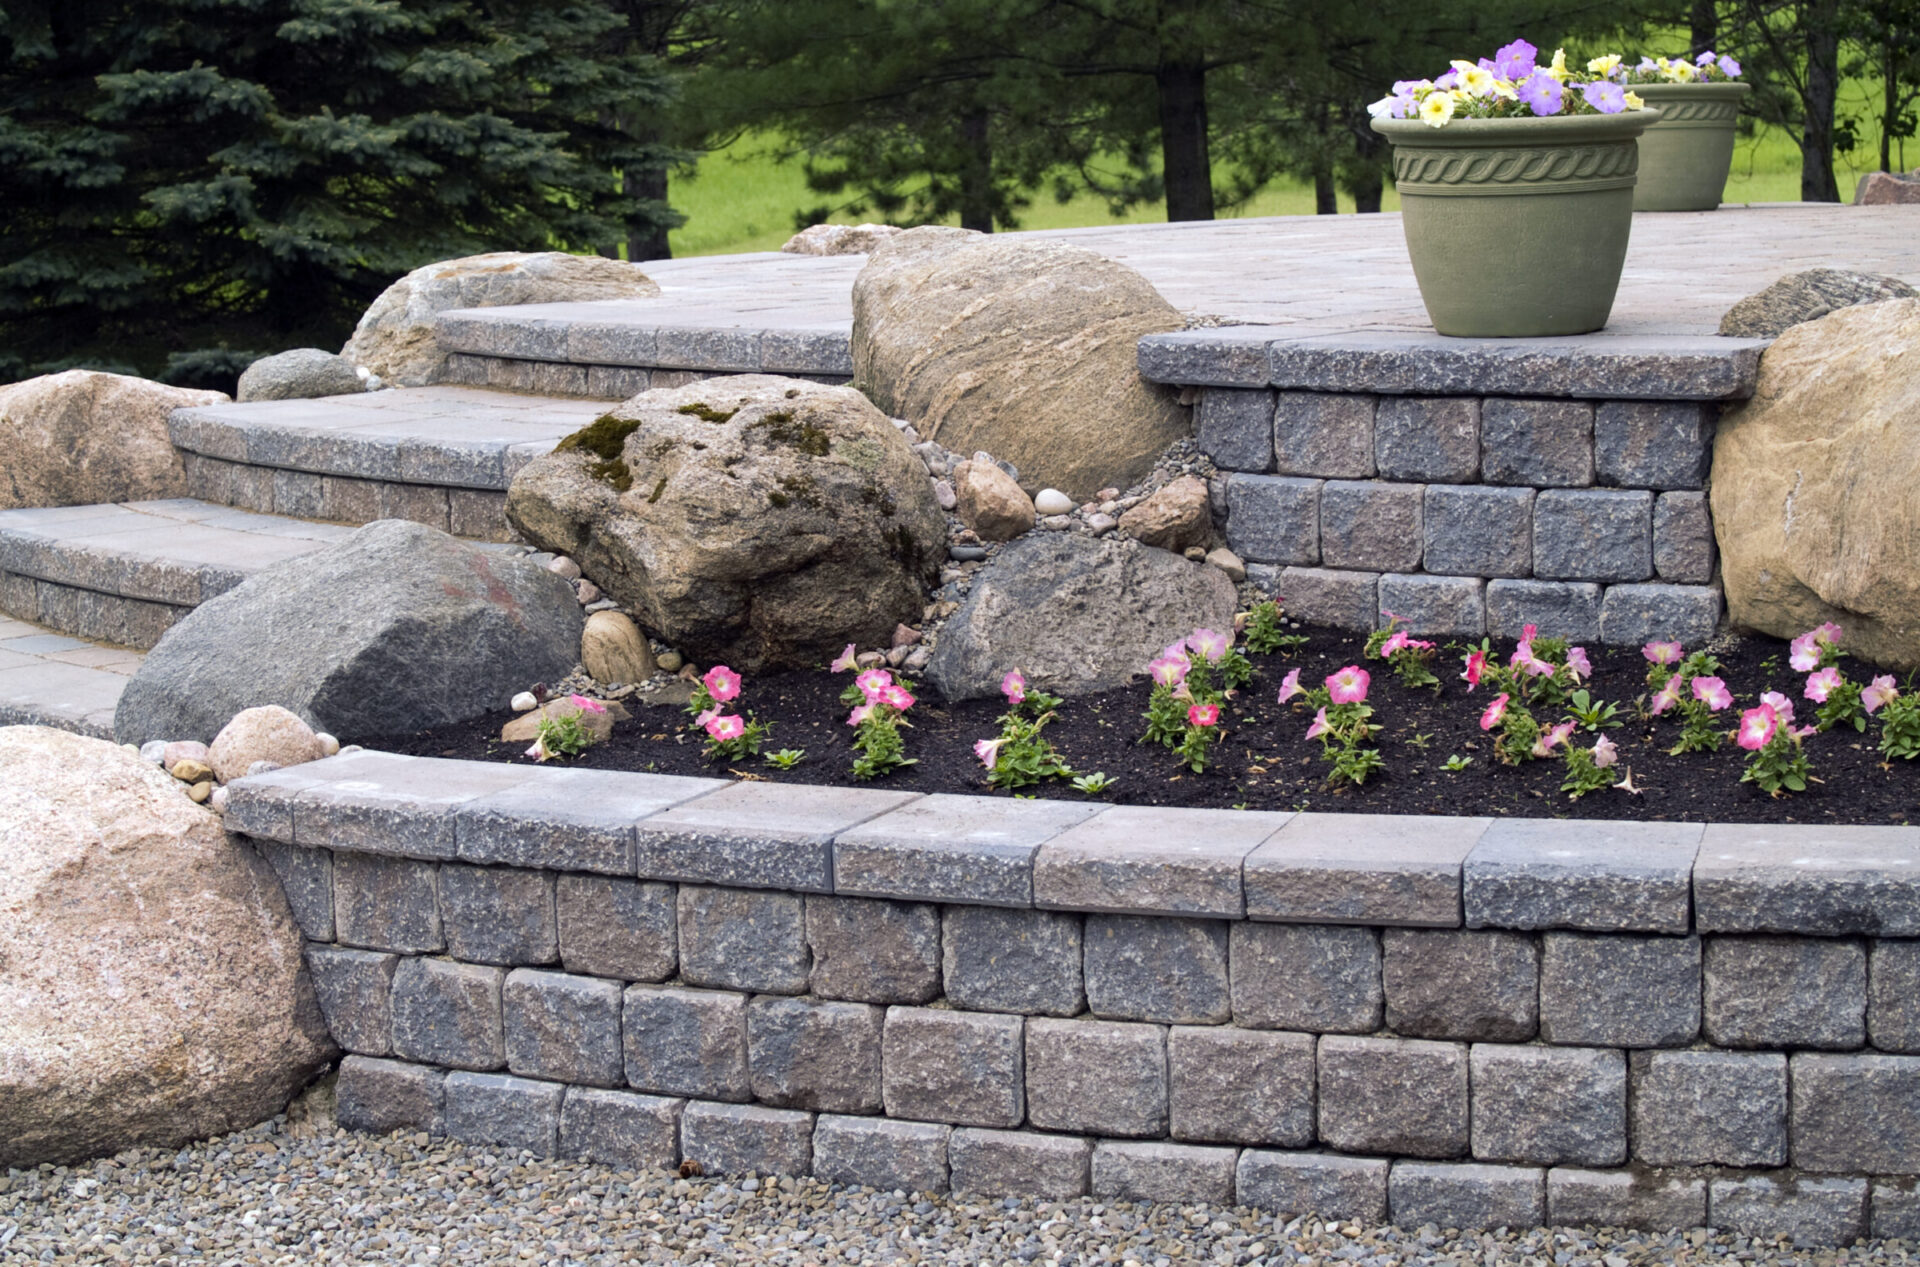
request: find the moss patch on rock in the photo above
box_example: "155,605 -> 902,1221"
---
676,402 -> 738,423
555,414 -> 642,491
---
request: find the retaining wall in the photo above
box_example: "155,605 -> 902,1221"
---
233,750 -> 1920,1246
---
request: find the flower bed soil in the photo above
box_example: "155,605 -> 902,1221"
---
374,629 -> 1920,827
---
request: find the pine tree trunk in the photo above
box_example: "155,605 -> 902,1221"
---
628,164 -> 673,262
1349,166 -> 1384,213
1691,0 -> 1718,54
1801,0 -> 1844,201
1314,167 -> 1337,214
959,108 -> 995,232
1156,60 -> 1214,220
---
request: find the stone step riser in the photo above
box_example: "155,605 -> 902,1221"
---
179,454 -> 515,542
0,571 -> 187,651
436,354 -> 851,399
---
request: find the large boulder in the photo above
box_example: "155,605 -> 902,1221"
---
341,252 -> 660,387
852,229 -> 1190,500
1712,299 -> 1920,667
0,370 -> 225,510
114,520 -> 584,745
926,534 -> 1238,702
1718,268 -> 1919,338
781,223 -> 904,255
237,348 -> 367,402
1854,171 -> 1920,205
507,376 -> 945,672
0,726 -> 334,1166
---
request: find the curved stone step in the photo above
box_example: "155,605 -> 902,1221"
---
0,614 -> 143,738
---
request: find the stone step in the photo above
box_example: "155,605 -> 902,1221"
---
0,614 -> 143,739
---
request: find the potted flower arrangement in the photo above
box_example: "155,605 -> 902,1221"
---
1615,52 -> 1750,211
1369,41 -> 1661,337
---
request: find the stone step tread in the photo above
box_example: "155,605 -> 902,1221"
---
0,616 -> 141,739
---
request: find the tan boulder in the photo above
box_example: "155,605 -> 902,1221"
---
1854,171 -> 1920,205
342,252 -> 660,387
781,223 -> 904,255
1712,299 -> 1920,667
954,455 -> 1036,542
1119,475 -> 1213,552
0,726 -> 334,1166
499,695 -> 630,744
581,610 -> 657,685
852,229 -> 1190,500
0,371 -> 226,510
207,705 -> 327,784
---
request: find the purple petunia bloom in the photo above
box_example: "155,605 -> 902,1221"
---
1719,55 -> 1742,76
1518,70 -> 1564,116
1434,70 -> 1460,89
1494,39 -> 1538,79
1582,80 -> 1627,113
1697,50 -> 1718,65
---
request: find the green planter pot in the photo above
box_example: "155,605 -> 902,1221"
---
1372,110 -> 1660,337
1630,82 -> 1751,211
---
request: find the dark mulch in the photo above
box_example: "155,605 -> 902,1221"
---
373,628 -> 1920,826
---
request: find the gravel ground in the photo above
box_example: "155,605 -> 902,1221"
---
0,1084 -> 1899,1266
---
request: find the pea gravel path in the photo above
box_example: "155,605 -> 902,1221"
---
0,1084 -> 1898,1266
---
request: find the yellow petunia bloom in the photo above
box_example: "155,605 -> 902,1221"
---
1666,59 -> 1697,81
1419,91 -> 1458,128
1546,48 -> 1570,81
1451,60 -> 1497,96
1588,54 -> 1622,75
1491,78 -> 1519,101
1624,90 -> 1645,109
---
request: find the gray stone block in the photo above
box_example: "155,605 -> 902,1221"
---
1710,1175 -> 1867,1247
677,885 -> 810,994
1540,933 -> 1699,1048
1872,1181 -> 1920,1240
678,1102 -> 814,1179
1236,1151 -> 1389,1222
1484,580 -> 1603,643
1025,1018 -> 1168,1138
558,1087 -> 681,1170
1470,1045 -> 1625,1166
1546,1167 -> 1706,1232
1694,824 -> 1920,936
832,793 -> 1100,908
306,946 -> 397,1056
272,469 -> 325,518
448,489 -> 512,542
1375,397 -> 1479,483
293,754 -> 536,859
1319,480 -> 1423,572
321,476 -> 382,526
1317,1036 -> 1469,1158
1273,391 -> 1375,479
941,906 -> 1083,1018
443,1071 -> 563,1158
1231,923 -> 1382,1034
556,875 -> 676,983
813,1115 -> 952,1194
1872,940 -> 1920,1052
621,985 -> 749,1102
1224,474 -> 1322,566
1383,929 -> 1536,1042
1085,915 -> 1231,1025
1792,1053 -> 1920,1173
1465,819 -> 1702,934
1135,326 -> 1278,387
1377,574 -> 1485,638
746,996 -> 884,1114
333,852 -> 442,954
1594,401 -> 1713,490
455,767 -> 719,875
390,957 -> 505,1071
1630,1049 -> 1786,1167
1245,812 -> 1483,927
1596,583 -> 1721,647
336,1055 -> 445,1135
1422,485 -> 1534,579
1273,566 -> 1380,631
440,864 -> 557,966
636,781 -> 917,893
1168,1026 -> 1314,1147
882,1006 -> 1024,1128
1533,489 -> 1653,583
1092,1141 -> 1237,1205
585,365 -> 651,400
805,895 -> 940,1005
257,839 -> 334,941
949,1129 -> 1091,1199
1704,935 -> 1866,1049
502,968 -> 623,1087
1390,1161 -> 1545,1231
1195,388 -> 1276,473
1481,399 -> 1594,488
1034,805 -> 1288,918
1653,491 -> 1715,584
760,327 -> 853,375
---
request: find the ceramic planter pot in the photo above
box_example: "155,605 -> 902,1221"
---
1630,82 -> 1751,211
1372,110 -> 1660,337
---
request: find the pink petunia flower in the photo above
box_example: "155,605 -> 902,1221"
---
1001,670 -> 1027,705
855,668 -> 894,701
1693,676 -> 1733,711
704,714 -> 746,741
1512,647 -> 1555,677
1643,641 -> 1684,666
1187,703 -> 1220,728
1160,642 -> 1193,669
1149,657 -> 1189,688
1327,665 -> 1370,705
1188,628 -> 1231,662
1593,734 -> 1618,769
846,703 -> 874,727
1380,630 -> 1412,656
1566,647 -> 1592,681
880,684 -> 916,711
1276,667 -> 1304,704
1650,673 -> 1685,716
1804,667 -> 1841,703
1789,634 -> 1822,673
1462,648 -> 1486,690
1521,624 -> 1539,645
1305,707 -> 1331,741
569,694 -> 608,715
695,707 -> 720,729
1532,719 -> 1577,758
1737,703 -> 1778,751
1864,675 -> 1900,714
1760,690 -> 1798,727
830,643 -> 859,673
974,737 -> 1005,769
1480,693 -> 1510,731
702,665 -> 742,703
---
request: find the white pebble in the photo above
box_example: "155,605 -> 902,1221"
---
315,733 -> 341,756
1033,488 -> 1073,515
209,786 -> 230,813
511,691 -> 539,712
139,740 -> 168,764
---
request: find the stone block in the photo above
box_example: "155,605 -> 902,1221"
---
1539,933 -> 1699,1048
332,851 -> 442,954
949,1129 -> 1091,1199
1231,923 -> 1382,1034
1025,1018 -> 1168,1138
941,906 -> 1084,1017
1085,914 -> 1231,1025
1317,1036 -> 1469,1158
558,1087 -> 681,1170
746,996 -> 884,1113
1375,396 -> 1479,483
1135,327 -> 1276,387
585,365 -> 651,399
1465,819 -> 1701,934
1378,574 -> 1484,638
1594,400 -> 1713,490
1273,391 -> 1375,478
1653,491 -> 1715,584
1693,824 -> 1920,936
882,1006 -> 1024,1128
1630,1049 -> 1786,1167
1481,398 -> 1594,488
257,839 -> 334,941
1872,1181 -> 1920,1240
305,946 -> 397,1056
1244,812 -> 1483,927
1470,1045 -> 1625,1166
805,895 -> 940,1005
621,985 -> 749,1102
1224,474 -> 1322,566
832,793 -> 1100,908
1546,1167 -> 1706,1232
1390,1161 -> 1545,1231
679,1102 -> 815,1179
443,1071 -> 563,1158
1704,935 -> 1866,1049
635,781 -> 917,892
1533,489 -> 1653,583
378,480 -> 450,531
1168,1026 -> 1314,1147
272,468 -> 325,518
1709,1175 -> 1867,1247
502,968 -> 623,1088
813,1116 -> 952,1194
226,757 -> 363,843
1596,583 -> 1721,647
440,864 -> 557,966
229,464 -> 274,512
1195,388 -> 1276,472
295,754 -> 535,859
1872,940 -> 1920,1052
1236,1151 -> 1389,1221
1273,567 -> 1379,631
1383,930 -> 1536,1041
1034,805 -> 1288,917
1318,480 -> 1423,573
336,1055 -> 444,1135
321,476 -> 383,525
1422,485 -> 1534,579
1092,1141 -> 1237,1205
448,489 -> 512,542
1484,580 -> 1603,643
556,875 -> 676,983
677,885 -> 810,994
455,766 -> 719,875
1792,1053 -> 1920,1173
390,957 -> 504,1071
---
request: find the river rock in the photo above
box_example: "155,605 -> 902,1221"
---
206,705 -> 327,784
236,348 -> 366,402
955,456 -> 1036,542
114,520 -> 583,744
1119,475 -> 1212,552
852,229 -> 1189,499
1854,171 -> 1920,205
0,726 -> 334,1166
581,610 -> 657,684
926,534 -> 1238,702
505,375 -> 944,672
0,370 -> 225,510
341,252 -> 659,387
1712,299 -> 1920,667
1718,268 -> 1919,339
781,223 -> 904,255
1034,488 -> 1074,516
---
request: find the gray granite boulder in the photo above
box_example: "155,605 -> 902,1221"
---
0,370 -> 223,510
114,520 -> 582,744
236,348 -> 368,402
1718,268 -> 1918,339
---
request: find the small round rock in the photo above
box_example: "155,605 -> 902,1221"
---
655,650 -> 684,673
140,740 -> 168,765
511,691 -> 539,712
1033,488 -> 1074,515
315,733 -> 341,757
949,545 -> 988,563
547,555 -> 583,581
209,786 -> 231,813
185,781 -> 212,804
